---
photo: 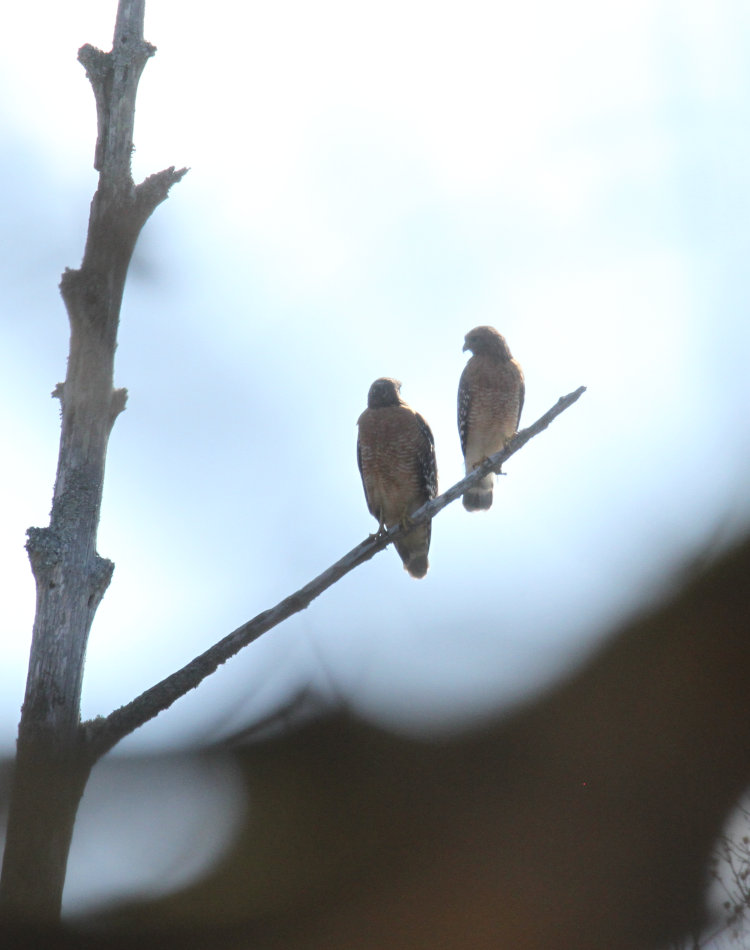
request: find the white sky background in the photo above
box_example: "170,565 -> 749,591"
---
2,0 -> 750,913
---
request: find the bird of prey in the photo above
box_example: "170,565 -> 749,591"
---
357,378 -> 437,578
458,326 -> 524,511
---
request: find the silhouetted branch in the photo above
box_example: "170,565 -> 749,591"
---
83,385 -> 586,761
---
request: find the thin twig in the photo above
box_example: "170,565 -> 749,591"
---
83,385 -> 586,761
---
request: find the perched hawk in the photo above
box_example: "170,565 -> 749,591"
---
357,378 -> 437,579
458,326 -> 524,512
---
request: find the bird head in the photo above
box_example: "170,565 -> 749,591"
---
463,326 -> 512,359
367,377 -> 404,409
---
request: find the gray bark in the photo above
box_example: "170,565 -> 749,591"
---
0,0 -> 185,921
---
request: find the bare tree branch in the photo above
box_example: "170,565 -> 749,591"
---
83,385 -> 586,762
0,0 -> 184,923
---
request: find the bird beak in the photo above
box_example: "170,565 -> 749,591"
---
462,342 -> 469,352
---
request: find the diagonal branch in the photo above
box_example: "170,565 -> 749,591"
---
405,385 -> 587,528
83,385 -> 586,762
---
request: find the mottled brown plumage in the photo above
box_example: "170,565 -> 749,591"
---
357,378 -> 437,578
458,326 -> 524,511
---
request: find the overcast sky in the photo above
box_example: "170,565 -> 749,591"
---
1,0 -> 750,912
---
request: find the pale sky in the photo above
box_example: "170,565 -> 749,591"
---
1,0 -> 750,912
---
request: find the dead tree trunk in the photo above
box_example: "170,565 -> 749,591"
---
0,0 -> 185,922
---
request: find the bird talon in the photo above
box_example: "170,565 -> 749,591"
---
400,513 -> 415,531
367,522 -> 388,541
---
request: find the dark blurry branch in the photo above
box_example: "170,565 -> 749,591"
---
0,0 -> 185,924
6,526 -> 750,950
83,385 -> 586,762
691,800 -> 750,950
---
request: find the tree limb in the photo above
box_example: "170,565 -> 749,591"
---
0,0 -> 184,923
83,385 -> 586,762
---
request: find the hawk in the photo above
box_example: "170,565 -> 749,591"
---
458,326 -> 524,512
357,378 -> 438,579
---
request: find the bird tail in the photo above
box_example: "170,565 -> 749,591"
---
462,473 -> 494,512
395,522 -> 432,579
